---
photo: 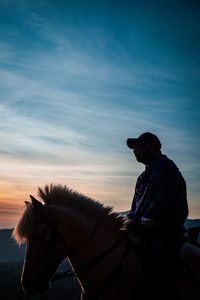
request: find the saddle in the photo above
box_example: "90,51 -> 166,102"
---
125,224 -> 200,283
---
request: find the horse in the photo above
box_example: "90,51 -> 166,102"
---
12,184 -> 200,299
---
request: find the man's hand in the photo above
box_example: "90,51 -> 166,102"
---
120,217 -> 141,232
141,216 -> 158,228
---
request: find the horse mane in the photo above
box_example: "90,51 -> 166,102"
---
38,184 -> 125,228
12,203 -> 35,245
13,184 -> 125,245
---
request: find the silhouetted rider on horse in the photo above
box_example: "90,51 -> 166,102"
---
126,132 -> 188,299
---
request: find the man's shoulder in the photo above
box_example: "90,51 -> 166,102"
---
159,155 -> 178,170
159,155 -> 185,180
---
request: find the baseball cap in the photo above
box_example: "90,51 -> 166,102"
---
127,132 -> 161,149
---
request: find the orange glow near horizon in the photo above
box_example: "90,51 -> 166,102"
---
0,176 -> 130,229
0,158 -> 199,229
0,183 -> 199,229
0,156 -> 132,228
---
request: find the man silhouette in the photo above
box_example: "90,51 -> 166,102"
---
126,132 -> 188,299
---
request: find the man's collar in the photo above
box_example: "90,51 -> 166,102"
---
145,153 -> 163,170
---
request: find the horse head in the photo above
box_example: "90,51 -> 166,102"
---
16,196 -> 66,296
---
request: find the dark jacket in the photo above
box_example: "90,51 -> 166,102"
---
128,154 -> 188,232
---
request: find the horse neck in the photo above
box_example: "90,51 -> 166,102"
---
49,204 -> 124,292
50,203 -> 121,250
49,204 -> 96,249
70,218 -> 125,296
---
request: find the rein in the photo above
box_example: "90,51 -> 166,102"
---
53,229 -> 129,300
52,232 -> 128,280
45,205 -> 130,299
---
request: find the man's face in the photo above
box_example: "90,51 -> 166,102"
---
133,139 -> 158,165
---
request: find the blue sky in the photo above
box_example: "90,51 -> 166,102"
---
0,0 -> 200,227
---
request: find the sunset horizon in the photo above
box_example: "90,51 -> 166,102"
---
0,0 -> 200,228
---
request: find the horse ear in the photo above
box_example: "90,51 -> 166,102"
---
25,201 -> 30,206
30,195 -> 43,208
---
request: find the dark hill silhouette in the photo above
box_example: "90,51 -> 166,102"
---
0,229 -> 25,262
185,219 -> 200,230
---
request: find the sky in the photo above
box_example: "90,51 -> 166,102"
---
0,0 -> 200,228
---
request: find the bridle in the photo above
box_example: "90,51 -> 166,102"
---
42,205 -> 130,299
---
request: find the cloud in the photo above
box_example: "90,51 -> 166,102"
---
0,1 -> 199,226
0,42 -> 17,61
